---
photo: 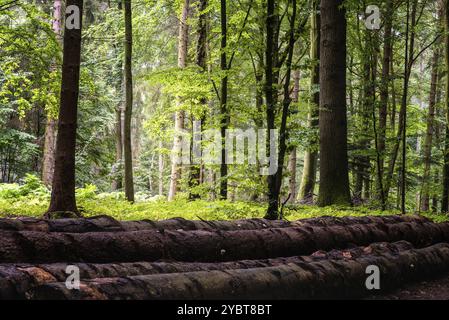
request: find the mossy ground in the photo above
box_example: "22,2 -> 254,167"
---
1,175 -> 447,222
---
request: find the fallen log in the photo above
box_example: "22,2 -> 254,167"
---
29,243 -> 449,300
0,241 -> 413,299
0,221 -> 447,263
0,215 -> 429,233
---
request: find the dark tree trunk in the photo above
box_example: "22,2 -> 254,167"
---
265,0 -> 297,219
219,0 -> 229,200
47,0 -> 84,215
442,0 -> 449,212
317,0 -> 351,206
265,0 -> 278,217
123,0 -> 135,202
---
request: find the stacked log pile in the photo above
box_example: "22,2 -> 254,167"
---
0,215 -> 448,300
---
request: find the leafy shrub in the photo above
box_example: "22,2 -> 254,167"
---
0,174 -> 49,200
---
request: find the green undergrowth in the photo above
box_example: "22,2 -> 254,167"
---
1,175 -> 448,222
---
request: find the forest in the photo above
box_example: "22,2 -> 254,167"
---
1,0 -> 449,301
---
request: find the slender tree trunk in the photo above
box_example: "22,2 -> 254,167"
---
298,0 -> 320,203
265,0 -> 279,218
265,0 -> 297,219
168,0 -> 190,201
317,0 -> 351,207
287,69 -> 300,203
112,106 -> 123,190
378,0 -> 393,175
189,0 -> 207,200
158,141 -> 164,196
47,0 -> 84,215
42,0 -> 62,187
420,49 -> 440,211
442,0 -> 449,212
219,0 -> 229,199
123,0 -> 134,202
42,119 -> 57,187
400,0 -> 418,214
374,0 -> 393,209
112,0 -> 124,191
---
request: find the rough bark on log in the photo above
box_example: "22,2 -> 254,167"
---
0,221 -> 447,263
0,215 -> 430,233
30,243 -> 449,300
0,241 -> 413,299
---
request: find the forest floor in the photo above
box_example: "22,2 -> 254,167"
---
369,273 -> 449,300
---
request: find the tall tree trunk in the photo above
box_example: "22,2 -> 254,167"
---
123,0 -> 134,202
378,0 -> 393,180
265,0 -> 279,218
442,0 -> 449,212
219,0 -> 229,199
168,0 -> 190,201
374,0 -> 393,209
400,0 -> 418,214
189,0 -> 208,200
265,0 -> 297,219
47,0 -> 84,215
420,49 -> 440,211
317,0 -> 351,207
42,0 -> 62,187
298,0 -> 320,204
113,0 -> 124,191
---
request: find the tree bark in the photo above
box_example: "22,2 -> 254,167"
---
317,0 -> 351,206
168,0 -> 190,201
0,215 -> 428,233
298,0 -> 320,204
188,0 -> 208,200
265,0 -> 297,219
30,243 -> 449,300
219,0 -> 229,199
0,220 -> 447,264
42,0 -> 62,187
123,0 -> 134,202
377,0 -> 393,196
0,241 -> 414,299
442,0 -> 449,212
47,0 -> 84,215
